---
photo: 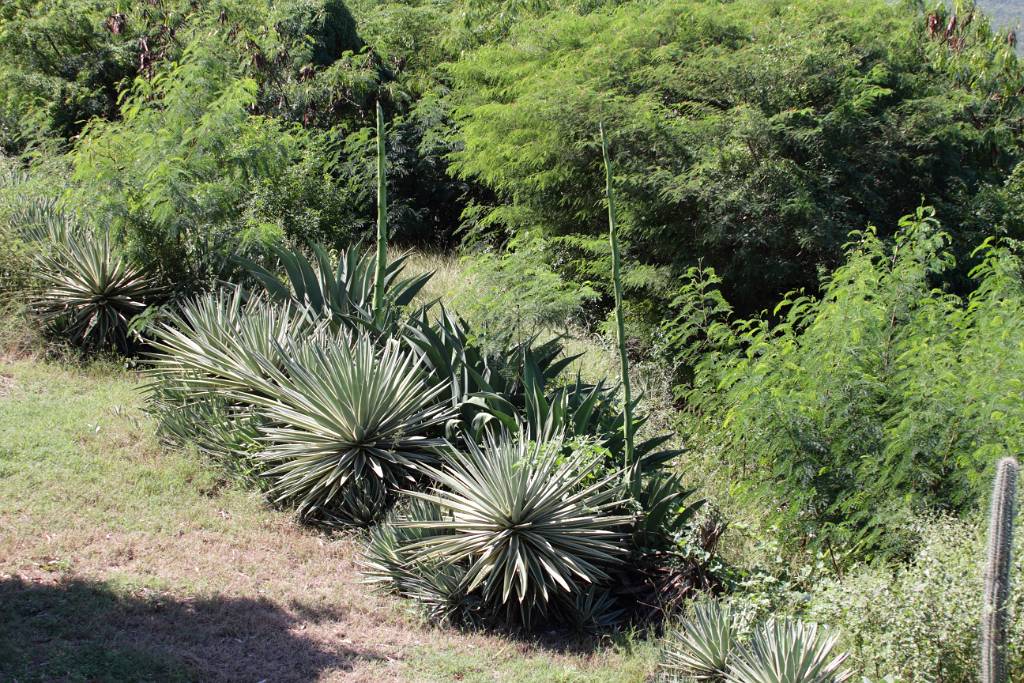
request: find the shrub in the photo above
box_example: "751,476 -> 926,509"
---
676,209 -> 1024,561
453,235 -> 597,352
446,0 -> 1024,315
806,513 -> 1024,681
69,38 -> 348,287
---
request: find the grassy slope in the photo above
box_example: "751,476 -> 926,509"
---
0,353 -> 657,682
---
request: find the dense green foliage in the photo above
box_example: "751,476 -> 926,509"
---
5,0 -> 1023,312
807,513 -> 1024,680
675,209 -> 1024,559
453,236 -> 597,349
448,0 -> 1024,312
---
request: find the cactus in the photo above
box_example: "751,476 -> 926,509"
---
372,100 -> 388,322
982,456 -> 1019,683
599,123 -> 634,484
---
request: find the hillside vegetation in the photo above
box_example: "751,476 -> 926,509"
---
3,0 -> 1024,681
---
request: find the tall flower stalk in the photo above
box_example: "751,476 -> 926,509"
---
373,100 -> 389,322
600,123 -> 634,484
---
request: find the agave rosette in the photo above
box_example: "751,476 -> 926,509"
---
32,230 -> 161,351
727,618 -> 852,683
662,600 -> 736,679
403,428 -> 634,614
247,335 -> 454,518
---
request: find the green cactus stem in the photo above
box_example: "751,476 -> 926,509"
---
982,456 -> 1019,683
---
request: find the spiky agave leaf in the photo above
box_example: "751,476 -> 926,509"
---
661,600 -> 737,680
727,619 -> 852,683
558,585 -> 624,633
10,197 -> 76,245
463,348 -> 680,474
364,497 -> 451,588
403,428 -> 633,620
145,289 -> 332,491
633,471 -> 704,551
248,335 -> 453,519
146,287 -> 316,398
236,243 -> 430,334
363,498 -> 471,623
403,305 -> 577,418
318,475 -> 392,528
31,230 -> 161,351
151,386 -> 267,484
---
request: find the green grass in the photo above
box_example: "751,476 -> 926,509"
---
0,359 -> 259,537
403,636 -> 659,683
0,577 -> 195,682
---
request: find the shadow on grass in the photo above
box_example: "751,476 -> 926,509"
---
0,576 -> 380,682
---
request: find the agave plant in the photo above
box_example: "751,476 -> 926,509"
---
236,243 -> 429,334
31,230 -> 161,351
151,387 -> 267,485
403,305 -> 577,417
727,619 -> 852,683
148,292 -> 448,524
364,498 -> 471,623
559,585 -> 624,633
147,287 -> 315,397
319,476 -> 392,528
662,600 -> 737,680
460,344 -> 680,474
146,290 -> 314,483
246,334 -> 453,521
633,471 -> 704,551
403,428 -> 633,621
10,197 -> 76,245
